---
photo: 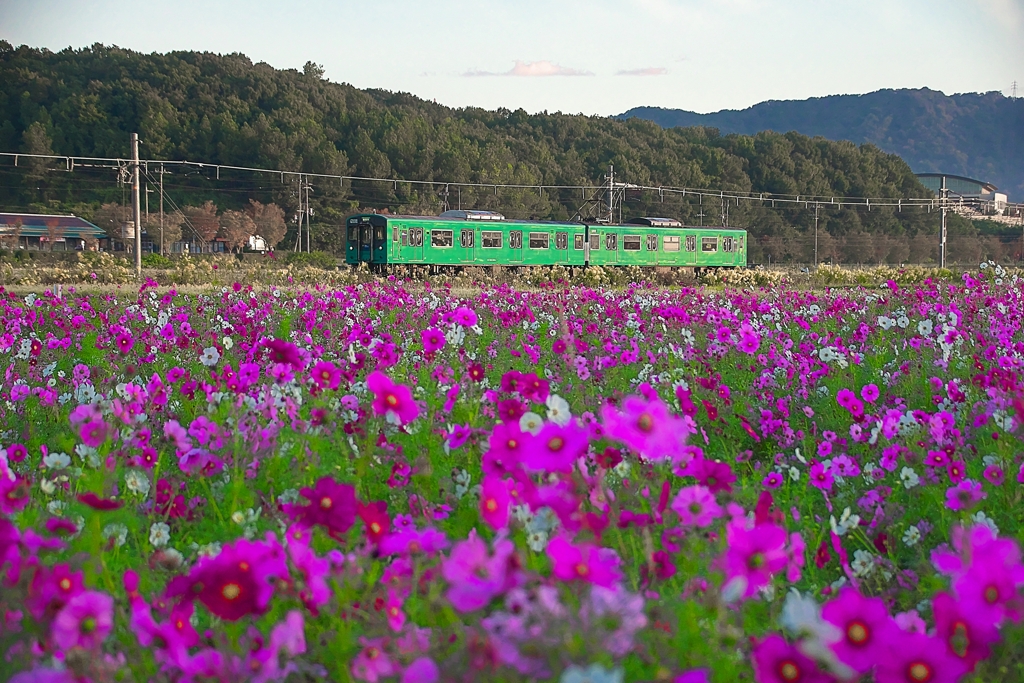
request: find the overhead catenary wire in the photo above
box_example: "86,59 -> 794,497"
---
0,150 -> 949,210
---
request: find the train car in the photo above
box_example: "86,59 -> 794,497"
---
344,211 -> 746,270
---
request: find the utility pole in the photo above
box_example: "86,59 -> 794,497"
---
159,164 -> 164,256
294,175 -> 304,251
814,203 -> 819,267
131,133 -> 142,278
940,175 -> 948,268
1013,81 -> 1018,98
305,180 -> 313,252
602,164 -> 610,224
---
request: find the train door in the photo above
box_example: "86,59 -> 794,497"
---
509,230 -> 523,263
604,231 -> 618,265
583,226 -> 591,265
408,226 -> 424,262
358,223 -> 373,263
555,231 -> 569,263
346,219 -> 360,265
459,229 -> 476,264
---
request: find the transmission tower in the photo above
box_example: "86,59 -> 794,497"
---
1013,81 -> 1019,98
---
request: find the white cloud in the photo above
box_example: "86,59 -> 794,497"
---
463,60 -> 594,77
617,67 -> 669,76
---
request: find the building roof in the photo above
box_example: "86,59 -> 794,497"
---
0,213 -> 105,239
915,173 -> 999,195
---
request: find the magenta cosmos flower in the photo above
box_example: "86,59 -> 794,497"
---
420,327 -> 446,353
874,631 -> 967,683
310,360 -> 342,390
670,485 -> 722,528
442,530 -> 519,612
284,476 -> 358,539
820,587 -> 898,674
367,371 -> 419,425
520,422 -> 588,474
601,394 -> 688,462
547,534 -> 622,587
752,634 -> 832,683
722,519 -> 788,600
479,474 -> 511,530
51,590 -> 114,651
736,324 -> 761,354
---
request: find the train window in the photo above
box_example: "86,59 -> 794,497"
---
556,232 -> 568,250
460,230 -> 475,248
685,235 -> 697,252
348,227 -> 358,241
701,237 -> 718,252
623,235 -> 641,251
392,227 -> 399,242
605,234 -> 617,251
723,236 -> 733,251
431,230 -> 454,248
646,235 -> 658,251
737,237 -> 744,251
529,233 -> 549,249
663,236 -> 681,252
361,227 -> 371,244
590,234 -> 600,250
574,234 -> 584,250
510,231 -> 523,249
409,228 -> 423,247
375,226 -> 385,241
482,231 -> 502,248
401,230 -> 408,246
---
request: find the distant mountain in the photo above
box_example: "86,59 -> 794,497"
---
621,88 -> 1024,200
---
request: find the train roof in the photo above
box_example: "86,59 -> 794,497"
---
345,213 -> 746,231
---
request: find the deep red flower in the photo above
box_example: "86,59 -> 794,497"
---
284,477 -> 358,540
76,492 -> 123,511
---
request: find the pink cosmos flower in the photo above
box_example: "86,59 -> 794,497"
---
682,458 -> 736,494
165,537 -> 289,621
944,479 -> 984,511
820,587 -> 898,674
547,534 -> 622,587
451,307 -> 478,327
520,422 -> 588,474
421,328 -> 446,353
931,592 -> 998,669
860,384 -> 880,403
479,474 -> 511,530
384,590 -> 406,632
310,360 -> 342,390
351,637 -> 397,682
51,590 -> 114,651
983,464 -> 1004,486
752,634 -> 832,683
283,476 -> 358,539
809,461 -> 834,492
115,332 -> 134,354
874,631 -> 968,683
670,485 -> 722,528
601,394 -> 688,462
263,338 -> 304,370
721,519 -> 788,600
442,530 -> 520,612
367,371 -> 419,425
762,472 -> 784,489
378,526 -> 449,556
402,657 -> 440,683
736,324 -> 760,354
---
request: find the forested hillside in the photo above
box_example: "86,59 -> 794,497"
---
0,41 -> 1008,264
622,89 -> 1024,201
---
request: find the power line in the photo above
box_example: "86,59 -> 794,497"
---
0,150 -> 944,210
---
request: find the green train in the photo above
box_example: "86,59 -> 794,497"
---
344,210 -> 746,271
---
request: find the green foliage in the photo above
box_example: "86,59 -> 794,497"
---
0,43 -> 992,262
283,251 -> 337,269
141,252 -> 173,269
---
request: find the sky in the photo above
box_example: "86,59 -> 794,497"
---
1,0 -> 1021,116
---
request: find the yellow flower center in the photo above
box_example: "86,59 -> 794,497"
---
221,582 -> 242,601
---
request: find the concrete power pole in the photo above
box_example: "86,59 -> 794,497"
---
814,203 -> 819,267
131,133 -> 142,278
939,175 -> 948,269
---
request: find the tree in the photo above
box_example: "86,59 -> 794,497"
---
182,201 -> 220,243
220,209 -> 256,252
22,121 -> 53,181
44,218 -> 66,251
90,203 -> 131,241
143,210 -> 183,255
247,200 -> 287,250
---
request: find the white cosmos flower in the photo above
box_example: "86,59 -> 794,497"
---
917,319 -> 933,336
222,336 -> 234,350
545,394 -> 572,426
900,467 -> 920,489
103,523 -> 128,547
200,346 -> 221,367
43,452 -> 71,469
149,522 -> 171,548
519,412 -> 544,435
125,470 -> 151,498
903,525 -> 921,546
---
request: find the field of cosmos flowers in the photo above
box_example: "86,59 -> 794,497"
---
2,263 -> 1024,683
